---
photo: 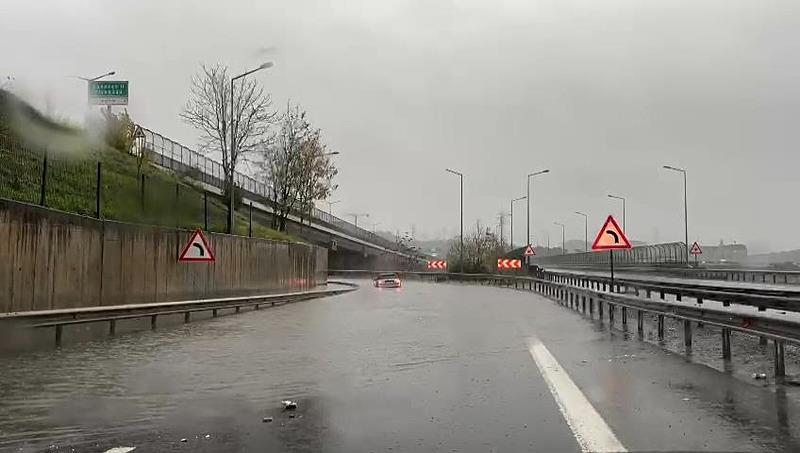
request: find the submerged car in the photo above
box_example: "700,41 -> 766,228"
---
373,272 -> 402,288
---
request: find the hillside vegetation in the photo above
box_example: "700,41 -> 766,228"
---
0,89 -> 297,242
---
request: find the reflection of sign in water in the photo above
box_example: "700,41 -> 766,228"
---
88,80 -> 129,105
178,229 -> 215,262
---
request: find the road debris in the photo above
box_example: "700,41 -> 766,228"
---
752,373 -> 767,380
281,400 -> 298,410
103,448 -> 136,453
179,438 -> 188,443
204,434 -> 211,439
263,417 -> 274,423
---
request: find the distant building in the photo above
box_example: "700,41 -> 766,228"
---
699,241 -> 748,262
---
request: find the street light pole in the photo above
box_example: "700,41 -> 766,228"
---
574,211 -> 588,252
347,213 -> 369,228
526,169 -> 550,247
326,200 -> 341,216
607,194 -> 626,232
553,222 -> 565,254
228,62 -> 273,234
663,165 -> 689,265
510,196 -> 526,250
445,169 -> 464,273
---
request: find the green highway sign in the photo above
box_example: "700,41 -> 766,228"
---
88,80 -> 129,105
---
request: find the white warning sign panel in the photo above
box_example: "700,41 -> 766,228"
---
178,228 -> 216,262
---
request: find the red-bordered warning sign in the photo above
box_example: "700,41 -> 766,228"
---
178,229 -> 216,262
523,244 -> 536,257
690,242 -> 703,256
591,215 -> 632,251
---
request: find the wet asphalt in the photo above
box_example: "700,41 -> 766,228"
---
2,279 -> 800,452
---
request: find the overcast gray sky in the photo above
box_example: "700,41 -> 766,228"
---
2,0 -> 799,253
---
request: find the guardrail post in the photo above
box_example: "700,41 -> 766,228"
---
109,319 -> 116,336
235,306 -> 241,313
721,328 -> 731,359
254,304 -> 259,310
598,300 -> 604,319
150,315 -> 157,330
212,309 -> 218,317
723,301 -> 730,307
657,315 -> 664,339
589,298 -> 594,316
609,304 -> 615,324
696,297 -> 703,305
637,310 -> 644,336
582,296 -> 586,313
55,325 -> 63,347
760,336 -> 768,346
774,340 -> 786,377
622,307 -> 627,326
676,293 -> 682,302
659,291 -> 665,300
683,320 -> 692,353
646,289 -> 651,298
184,312 -> 191,323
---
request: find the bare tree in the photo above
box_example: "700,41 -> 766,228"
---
261,102 -> 337,232
447,221 -> 503,273
180,64 -> 275,230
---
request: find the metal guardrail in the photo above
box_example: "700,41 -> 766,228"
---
1,284 -> 358,347
329,270 -> 798,378
532,242 -> 687,266
138,126 -> 406,253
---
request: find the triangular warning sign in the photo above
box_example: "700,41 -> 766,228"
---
523,244 -> 536,256
591,215 -> 632,251
132,125 -> 146,139
178,229 -> 216,262
690,242 -> 703,255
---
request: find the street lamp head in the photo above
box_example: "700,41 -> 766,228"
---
259,62 -> 274,70
528,169 -> 550,177
445,168 -> 462,176
325,151 -> 340,156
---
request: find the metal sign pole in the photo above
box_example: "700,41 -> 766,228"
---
609,250 -> 615,293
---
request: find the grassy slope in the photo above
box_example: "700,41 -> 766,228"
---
0,90 -> 297,243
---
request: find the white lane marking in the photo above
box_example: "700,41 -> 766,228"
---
527,337 -> 627,453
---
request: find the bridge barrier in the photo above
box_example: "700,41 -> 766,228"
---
531,242 -> 687,267
330,269 -> 800,379
139,126 -> 406,254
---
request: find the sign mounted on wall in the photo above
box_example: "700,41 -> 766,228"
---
178,229 -> 215,262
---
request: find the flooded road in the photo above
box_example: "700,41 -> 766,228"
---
2,279 -> 800,452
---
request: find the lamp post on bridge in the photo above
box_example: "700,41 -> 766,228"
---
510,196 -> 526,250
553,222 -> 565,255
607,194 -> 626,232
663,165 -> 689,266
347,213 -> 369,228
229,61 -> 273,234
445,168 -> 464,273
574,211 -> 588,252
326,200 -> 341,216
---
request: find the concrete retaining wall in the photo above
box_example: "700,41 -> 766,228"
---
0,199 -> 327,313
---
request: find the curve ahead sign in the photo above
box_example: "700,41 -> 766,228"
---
591,215 -> 631,251
179,229 -> 215,262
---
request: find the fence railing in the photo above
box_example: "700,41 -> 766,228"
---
0,135 -> 259,236
531,242 -> 687,266
138,126 -> 405,252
